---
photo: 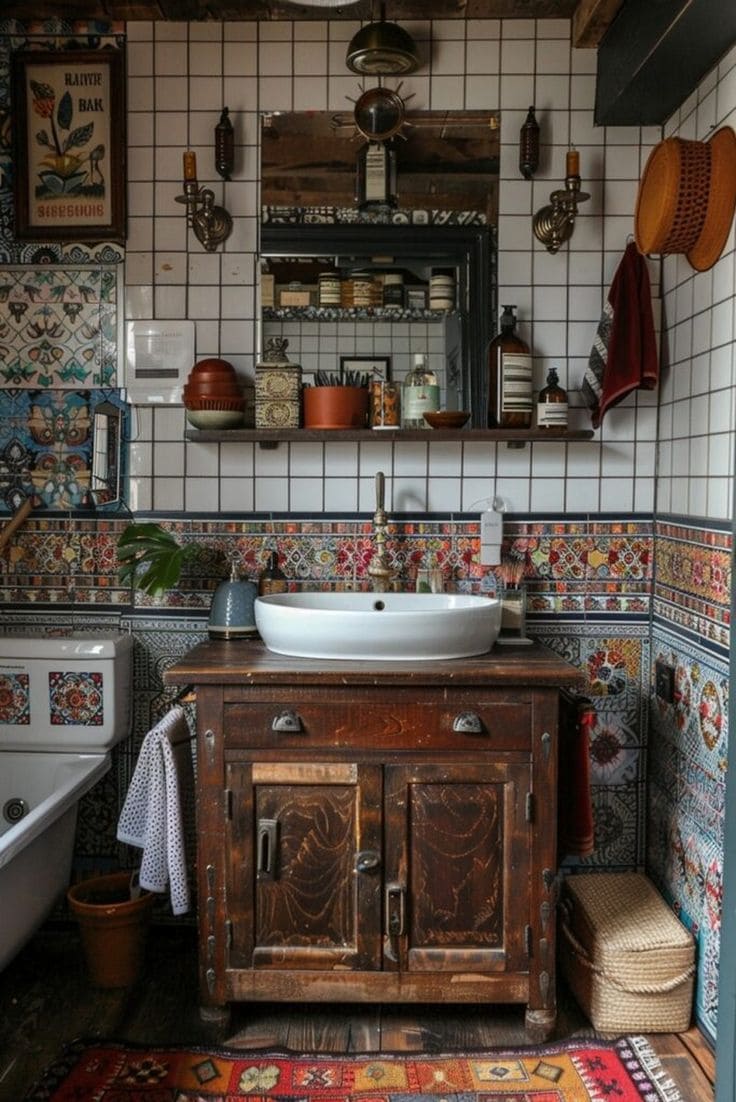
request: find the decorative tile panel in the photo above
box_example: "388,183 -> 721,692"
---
0,387 -> 126,511
647,620 -> 729,1044
0,265 -> 120,388
0,671 -> 30,723
49,669 -> 103,725
653,520 -> 732,652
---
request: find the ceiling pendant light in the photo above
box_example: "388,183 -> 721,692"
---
346,3 -> 420,76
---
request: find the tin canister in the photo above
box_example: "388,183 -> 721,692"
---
370,380 -> 401,429
318,272 -> 341,306
352,273 -> 374,308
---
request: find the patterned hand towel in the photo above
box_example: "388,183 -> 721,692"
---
117,705 -> 192,915
582,242 -> 659,428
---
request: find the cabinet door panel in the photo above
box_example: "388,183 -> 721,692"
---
227,761 -> 382,971
385,762 -> 530,974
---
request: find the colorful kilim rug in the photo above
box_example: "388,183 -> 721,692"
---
24,1035 -> 684,1102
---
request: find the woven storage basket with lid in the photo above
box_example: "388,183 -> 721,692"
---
634,126 -> 736,272
559,872 -> 695,1033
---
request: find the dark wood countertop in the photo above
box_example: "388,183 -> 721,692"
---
164,638 -> 582,688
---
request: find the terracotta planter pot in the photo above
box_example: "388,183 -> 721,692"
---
303,386 -> 369,429
67,872 -> 155,988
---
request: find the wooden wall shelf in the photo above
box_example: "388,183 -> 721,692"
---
185,427 -> 595,445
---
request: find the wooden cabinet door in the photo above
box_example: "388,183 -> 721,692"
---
226,761 -> 382,971
383,762 -> 531,974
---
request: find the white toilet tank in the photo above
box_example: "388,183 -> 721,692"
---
0,633 -> 134,752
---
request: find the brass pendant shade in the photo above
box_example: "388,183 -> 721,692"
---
346,9 -> 419,75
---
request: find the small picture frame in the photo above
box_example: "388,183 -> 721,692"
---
11,49 -> 126,243
339,356 -> 391,386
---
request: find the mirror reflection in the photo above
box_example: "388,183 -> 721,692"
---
259,109 -> 498,427
90,400 -> 122,505
261,107 -> 499,224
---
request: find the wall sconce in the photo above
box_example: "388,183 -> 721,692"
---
215,107 -> 234,181
175,150 -> 233,252
533,149 -> 589,254
519,106 -> 539,179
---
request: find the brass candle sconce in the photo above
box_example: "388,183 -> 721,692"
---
175,149 -> 233,252
533,149 -> 589,254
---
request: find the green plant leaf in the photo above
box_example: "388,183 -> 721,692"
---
117,522 -> 195,596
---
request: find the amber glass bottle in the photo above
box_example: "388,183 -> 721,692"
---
258,551 -> 287,596
487,305 -> 533,428
537,367 -> 568,429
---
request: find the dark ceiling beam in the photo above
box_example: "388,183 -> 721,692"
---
0,0 -> 580,21
595,0 -> 736,125
571,0 -> 622,47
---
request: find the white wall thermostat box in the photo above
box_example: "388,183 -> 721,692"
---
125,320 -> 195,404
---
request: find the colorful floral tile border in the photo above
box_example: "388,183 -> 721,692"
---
0,265 -> 121,387
653,519 -> 732,651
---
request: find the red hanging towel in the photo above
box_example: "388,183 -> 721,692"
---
558,690 -> 595,860
581,242 -> 659,428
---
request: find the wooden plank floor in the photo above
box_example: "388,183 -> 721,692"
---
0,924 -> 715,1100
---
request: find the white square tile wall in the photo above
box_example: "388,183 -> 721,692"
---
124,18 -> 734,522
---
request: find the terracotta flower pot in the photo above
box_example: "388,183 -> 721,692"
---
67,872 -> 155,988
303,386 -> 369,429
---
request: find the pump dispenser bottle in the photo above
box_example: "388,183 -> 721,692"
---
401,353 -> 440,429
537,367 -> 568,429
258,551 -> 287,596
487,305 -> 533,429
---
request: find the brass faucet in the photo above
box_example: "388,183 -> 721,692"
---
368,471 -> 397,592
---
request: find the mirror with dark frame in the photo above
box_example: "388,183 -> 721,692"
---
89,400 -> 122,506
258,108 -> 498,428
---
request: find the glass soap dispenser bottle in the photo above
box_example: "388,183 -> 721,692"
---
258,551 -> 287,596
537,367 -> 568,429
401,353 -> 440,429
487,305 -> 533,429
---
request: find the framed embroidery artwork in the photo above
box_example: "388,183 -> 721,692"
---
11,49 -> 126,243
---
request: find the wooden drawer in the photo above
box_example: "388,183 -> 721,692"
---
222,692 -> 532,751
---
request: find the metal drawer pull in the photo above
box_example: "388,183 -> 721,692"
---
272,710 -> 302,732
257,818 -> 279,879
355,849 -> 381,874
452,711 -> 483,734
386,882 -> 406,937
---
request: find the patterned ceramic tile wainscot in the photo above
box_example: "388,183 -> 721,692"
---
0,266 -> 121,388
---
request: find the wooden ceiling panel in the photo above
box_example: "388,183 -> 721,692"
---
0,0 -> 583,25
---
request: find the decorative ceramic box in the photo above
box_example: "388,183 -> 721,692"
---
255,338 -> 302,428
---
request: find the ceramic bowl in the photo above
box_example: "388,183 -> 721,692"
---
423,410 -> 470,429
186,369 -> 237,385
184,396 -> 245,411
186,409 -> 244,429
183,379 -> 243,397
190,357 -> 237,377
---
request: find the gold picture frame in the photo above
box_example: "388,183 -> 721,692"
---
12,49 -> 126,244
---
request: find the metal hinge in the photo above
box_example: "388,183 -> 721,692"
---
525,792 -> 534,822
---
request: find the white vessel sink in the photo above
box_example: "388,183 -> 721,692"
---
255,592 -> 502,661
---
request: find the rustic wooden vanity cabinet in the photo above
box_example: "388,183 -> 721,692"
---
165,640 -> 580,1040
